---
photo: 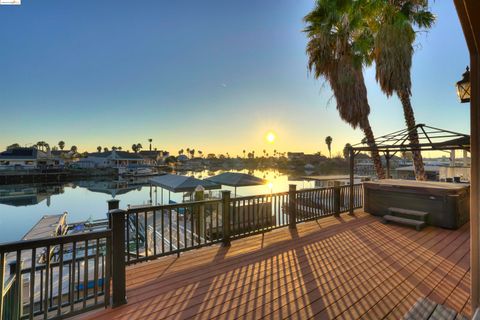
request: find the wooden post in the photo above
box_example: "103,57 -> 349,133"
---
385,150 -> 390,179
333,181 -> 341,216
221,191 -> 231,247
107,199 -> 120,229
454,0 -> 480,312
288,184 -> 297,229
349,148 -> 355,215
109,208 -> 127,307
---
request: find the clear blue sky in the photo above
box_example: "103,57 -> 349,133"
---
0,0 -> 469,156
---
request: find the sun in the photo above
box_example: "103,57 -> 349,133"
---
266,132 -> 276,143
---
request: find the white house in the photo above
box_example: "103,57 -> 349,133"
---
76,150 -> 144,169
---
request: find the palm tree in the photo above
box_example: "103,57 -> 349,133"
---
104,147 -> 109,152
304,0 -> 385,178
243,150 -> 246,159
132,144 -> 138,153
148,138 -> 153,151
325,136 -> 333,158
97,146 -> 102,152
58,141 -> 65,150
189,149 -> 195,158
371,1 -> 434,180
70,145 -> 78,153
136,143 -> 143,152
178,149 -> 184,155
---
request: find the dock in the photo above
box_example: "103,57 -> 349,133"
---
22,213 -> 68,241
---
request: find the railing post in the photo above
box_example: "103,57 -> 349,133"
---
109,208 -> 127,307
333,181 -> 341,216
221,191 -> 231,247
288,184 -> 297,229
107,199 -> 120,229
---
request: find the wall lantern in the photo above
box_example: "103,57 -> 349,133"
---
456,66 -> 471,103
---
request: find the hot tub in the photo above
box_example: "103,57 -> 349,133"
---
363,179 -> 469,229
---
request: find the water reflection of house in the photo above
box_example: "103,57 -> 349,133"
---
76,179 -> 149,198
0,183 -> 65,206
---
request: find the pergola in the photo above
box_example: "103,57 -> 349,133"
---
349,124 -> 470,182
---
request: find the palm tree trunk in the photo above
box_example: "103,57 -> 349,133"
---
360,120 -> 385,179
398,90 -> 427,181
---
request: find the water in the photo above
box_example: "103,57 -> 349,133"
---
0,169 -> 321,243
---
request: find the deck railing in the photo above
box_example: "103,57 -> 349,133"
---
0,231 -> 111,319
0,183 -> 363,319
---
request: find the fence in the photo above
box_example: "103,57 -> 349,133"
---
0,183 -> 363,319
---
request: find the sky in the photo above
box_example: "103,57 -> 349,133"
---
0,0 -> 470,157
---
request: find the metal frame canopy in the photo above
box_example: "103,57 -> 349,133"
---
347,124 -> 471,215
351,124 -> 470,153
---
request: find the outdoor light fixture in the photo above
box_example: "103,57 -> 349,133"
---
456,66 -> 471,103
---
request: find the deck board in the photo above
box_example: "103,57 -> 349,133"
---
76,210 -> 471,320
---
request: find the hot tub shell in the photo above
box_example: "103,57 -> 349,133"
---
363,179 -> 469,229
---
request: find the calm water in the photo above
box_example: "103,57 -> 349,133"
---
0,169 -> 319,243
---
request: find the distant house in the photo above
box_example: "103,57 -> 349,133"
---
0,147 -> 54,170
76,150 -> 144,169
287,152 -> 305,161
139,150 -> 169,165
395,165 -> 440,181
51,150 -> 79,166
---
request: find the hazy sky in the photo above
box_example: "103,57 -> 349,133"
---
0,0 -> 469,157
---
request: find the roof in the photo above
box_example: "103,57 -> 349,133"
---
205,172 -> 266,187
0,148 -> 40,160
87,151 -> 143,160
149,174 -> 221,192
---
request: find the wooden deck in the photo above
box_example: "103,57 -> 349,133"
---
78,210 -> 471,320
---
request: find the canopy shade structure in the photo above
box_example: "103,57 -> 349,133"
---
205,172 -> 267,187
149,174 -> 221,193
351,124 -> 470,153
205,172 -> 267,197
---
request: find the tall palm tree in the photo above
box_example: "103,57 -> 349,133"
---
371,0 -> 434,180
304,0 -> 385,178
325,136 -> 333,158
243,150 -> 246,159
132,144 -> 138,153
58,141 -> 65,150
136,143 -> 142,152
148,138 -> 153,151
97,146 -> 102,152
70,145 -> 78,153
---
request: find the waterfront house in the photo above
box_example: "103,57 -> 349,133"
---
138,150 -> 169,165
0,147 -> 54,170
76,150 -> 144,170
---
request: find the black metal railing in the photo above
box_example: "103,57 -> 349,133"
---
0,230 -> 111,319
123,199 -> 224,265
230,191 -> 290,239
0,183 -> 364,319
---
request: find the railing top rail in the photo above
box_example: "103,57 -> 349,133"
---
233,191 -> 289,201
296,184 -> 362,193
0,229 -> 111,253
126,199 -> 223,213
